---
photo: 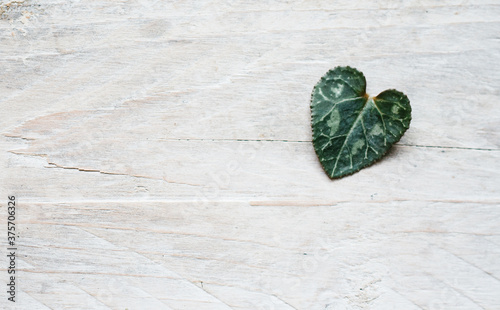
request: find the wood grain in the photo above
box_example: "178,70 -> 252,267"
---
1,0 -> 499,309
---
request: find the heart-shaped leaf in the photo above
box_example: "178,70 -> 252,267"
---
311,66 -> 411,179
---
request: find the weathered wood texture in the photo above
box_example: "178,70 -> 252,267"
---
1,0 -> 499,309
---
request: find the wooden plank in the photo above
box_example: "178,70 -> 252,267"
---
7,201 -> 500,309
3,140 -> 499,203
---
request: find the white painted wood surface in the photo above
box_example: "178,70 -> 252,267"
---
1,0 -> 499,309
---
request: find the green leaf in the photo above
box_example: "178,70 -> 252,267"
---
311,66 -> 411,179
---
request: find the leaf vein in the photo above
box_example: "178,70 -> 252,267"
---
372,100 -> 388,146
376,98 -> 408,110
360,118 -> 369,160
331,77 -> 360,95
315,96 -> 363,124
331,99 -> 369,176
